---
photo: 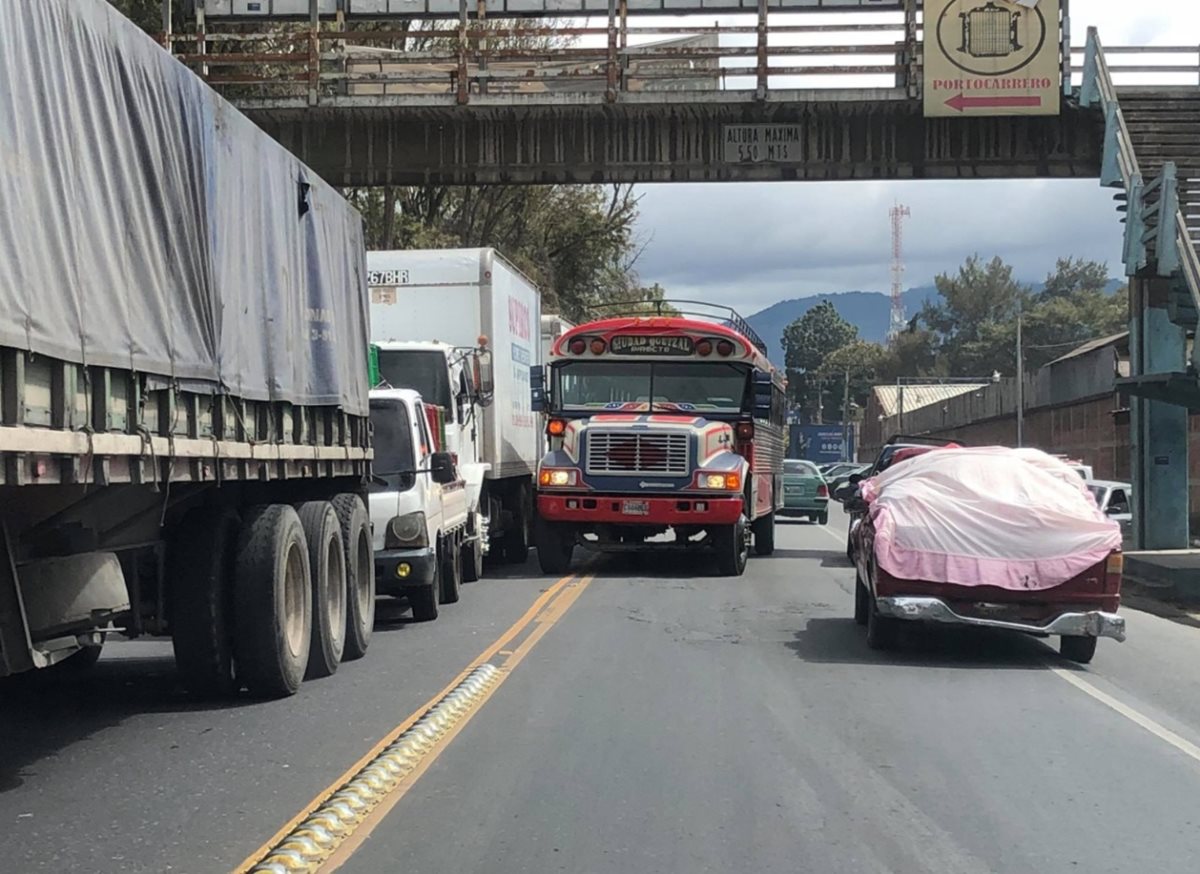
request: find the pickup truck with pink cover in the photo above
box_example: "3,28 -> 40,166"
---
844,446 -> 1125,664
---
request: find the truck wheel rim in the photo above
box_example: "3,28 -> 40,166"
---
284,541 -> 307,658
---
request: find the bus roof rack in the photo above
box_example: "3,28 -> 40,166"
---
585,299 -> 768,356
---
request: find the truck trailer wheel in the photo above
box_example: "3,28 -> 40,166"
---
297,501 -> 347,680
714,516 -> 749,577
168,508 -> 240,697
535,517 -> 574,575
752,512 -> 776,556
1060,635 -> 1098,664
333,494 -> 374,662
233,505 -> 312,698
439,534 -> 462,605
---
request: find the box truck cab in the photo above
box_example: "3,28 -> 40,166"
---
368,248 -> 542,565
369,388 -> 472,622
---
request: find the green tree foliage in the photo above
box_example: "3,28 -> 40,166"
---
817,340 -> 886,422
106,0 -> 183,33
920,255 -> 1031,377
781,301 -> 858,420
344,184 -> 649,322
907,254 -> 1125,378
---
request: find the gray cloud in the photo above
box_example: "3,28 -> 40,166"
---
628,0 -> 1194,315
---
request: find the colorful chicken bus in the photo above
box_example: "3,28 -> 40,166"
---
529,302 -> 786,577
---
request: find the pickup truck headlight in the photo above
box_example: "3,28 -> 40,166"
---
386,511 -> 428,549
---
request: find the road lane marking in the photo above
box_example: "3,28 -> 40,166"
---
233,572 -> 586,874
320,573 -> 595,872
1050,666 -> 1200,766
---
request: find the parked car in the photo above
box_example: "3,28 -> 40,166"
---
827,462 -> 871,496
779,460 -> 830,524
1088,479 -> 1133,547
847,446 -> 1125,664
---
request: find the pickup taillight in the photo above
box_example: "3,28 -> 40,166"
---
1106,552 -> 1124,592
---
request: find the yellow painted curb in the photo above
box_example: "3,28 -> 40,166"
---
249,664 -> 501,874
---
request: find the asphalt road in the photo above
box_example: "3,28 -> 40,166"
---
6,516 -> 1200,873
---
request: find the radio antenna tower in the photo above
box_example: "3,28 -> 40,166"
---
888,204 -> 911,342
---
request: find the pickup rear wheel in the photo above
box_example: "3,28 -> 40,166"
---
714,515 -> 749,577
233,505 -> 312,698
440,534 -> 462,605
333,494 -> 374,661
296,501 -> 346,680
865,596 -> 898,651
1060,636 -> 1098,664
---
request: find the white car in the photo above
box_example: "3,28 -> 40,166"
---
1087,479 -> 1133,547
369,388 -> 473,622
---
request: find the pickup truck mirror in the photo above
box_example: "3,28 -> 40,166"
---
429,451 -> 457,485
474,348 -> 495,406
530,365 -> 546,413
834,483 -> 858,503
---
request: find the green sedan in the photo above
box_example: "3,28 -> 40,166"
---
779,459 -> 830,524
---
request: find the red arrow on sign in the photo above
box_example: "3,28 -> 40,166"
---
944,93 -> 1044,112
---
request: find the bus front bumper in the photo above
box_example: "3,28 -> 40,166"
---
537,494 -> 743,525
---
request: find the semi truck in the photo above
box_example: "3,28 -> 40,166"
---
0,0 -> 374,698
367,249 -> 542,564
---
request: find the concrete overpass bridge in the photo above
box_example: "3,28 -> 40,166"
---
172,1 -> 1200,551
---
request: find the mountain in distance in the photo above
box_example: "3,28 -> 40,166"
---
746,280 -> 1124,369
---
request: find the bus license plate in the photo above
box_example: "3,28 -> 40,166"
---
622,500 -> 650,516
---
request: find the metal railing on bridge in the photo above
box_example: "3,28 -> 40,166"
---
167,10 -> 1200,107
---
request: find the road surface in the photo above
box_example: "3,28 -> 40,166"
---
4,515 -> 1200,873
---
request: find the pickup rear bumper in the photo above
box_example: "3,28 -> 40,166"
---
537,494 -> 743,526
876,596 -> 1127,642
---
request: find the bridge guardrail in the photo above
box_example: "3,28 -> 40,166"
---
170,13 -> 1200,106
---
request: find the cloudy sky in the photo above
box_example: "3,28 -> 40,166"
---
629,0 -> 1200,315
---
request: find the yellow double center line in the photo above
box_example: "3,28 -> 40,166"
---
234,572 -> 595,874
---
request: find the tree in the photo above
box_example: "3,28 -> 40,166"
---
106,0 -> 183,33
1041,256 -> 1111,300
817,340 -> 886,422
781,301 -> 858,420
346,184 -> 646,323
921,255 -> 1031,377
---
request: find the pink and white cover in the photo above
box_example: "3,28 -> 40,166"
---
861,447 -> 1122,591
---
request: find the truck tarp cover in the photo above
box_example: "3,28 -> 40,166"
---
0,0 -> 369,415
862,447 -> 1121,590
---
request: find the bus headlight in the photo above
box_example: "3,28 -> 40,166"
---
700,472 -> 741,490
539,468 -> 578,487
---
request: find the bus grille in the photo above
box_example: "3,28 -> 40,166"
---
585,432 -> 690,476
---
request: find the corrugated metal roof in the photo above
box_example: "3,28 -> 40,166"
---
1046,332 -> 1129,366
872,384 -> 991,418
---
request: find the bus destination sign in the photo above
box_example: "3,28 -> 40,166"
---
610,335 -> 695,356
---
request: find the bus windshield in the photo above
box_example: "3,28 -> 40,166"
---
556,361 -> 749,413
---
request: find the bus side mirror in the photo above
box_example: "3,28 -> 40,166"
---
530,365 -> 546,413
753,370 -> 772,419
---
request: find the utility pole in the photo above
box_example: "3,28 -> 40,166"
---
1016,311 -> 1025,447
841,368 -> 851,462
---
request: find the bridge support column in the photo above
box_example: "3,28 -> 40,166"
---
1130,276 -> 1191,550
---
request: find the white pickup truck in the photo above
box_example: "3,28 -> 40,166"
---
369,388 -> 473,621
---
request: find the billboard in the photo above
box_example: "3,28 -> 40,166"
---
789,425 -> 855,464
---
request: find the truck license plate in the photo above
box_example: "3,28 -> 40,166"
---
622,500 -> 650,516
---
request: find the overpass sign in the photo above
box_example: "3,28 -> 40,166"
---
924,0 -> 1061,118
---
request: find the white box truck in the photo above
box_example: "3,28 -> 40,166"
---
368,249 -> 541,564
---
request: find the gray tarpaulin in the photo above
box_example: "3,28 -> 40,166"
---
0,0 -> 369,415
